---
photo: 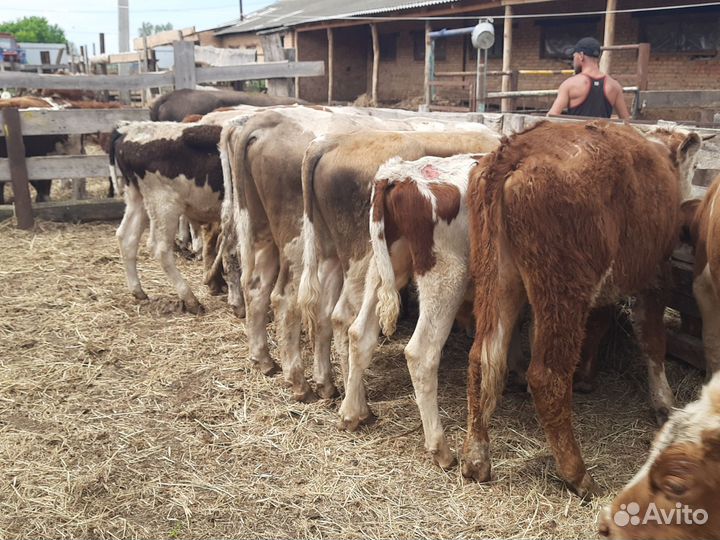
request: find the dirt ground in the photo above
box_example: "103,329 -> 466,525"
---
0,218 -> 704,539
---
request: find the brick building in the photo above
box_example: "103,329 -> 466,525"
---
209,0 -> 720,117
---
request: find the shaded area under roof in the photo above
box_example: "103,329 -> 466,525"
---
215,0 -> 457,35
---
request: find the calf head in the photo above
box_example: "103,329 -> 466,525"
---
646,129 -> 702,199
599,373 -> 720,539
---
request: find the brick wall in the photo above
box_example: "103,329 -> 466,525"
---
292,0 -> 719,113
297,30 -> 329,102
332,26 -> 370,102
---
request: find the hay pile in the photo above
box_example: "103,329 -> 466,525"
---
0,218 -> 704,539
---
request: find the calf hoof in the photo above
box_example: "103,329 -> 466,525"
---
232,304 -> 246,319
132,290 -> 149,301
182,299 -> 205,315
461,441 -> 491,482
430,444 -> 456,470
294,385 -> 318,403
337,410 -> 376,432
315,382 -> 339,400
253,357 -> 280,377
461,459 -> 491,483
569,472 -> 600,501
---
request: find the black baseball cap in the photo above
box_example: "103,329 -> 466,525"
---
571,37 -> 602,57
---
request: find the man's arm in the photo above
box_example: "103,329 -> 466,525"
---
613,83 -> 631,120
548,80 -> 570,116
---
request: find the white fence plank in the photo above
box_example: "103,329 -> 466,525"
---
0,155 -> 109,181
195,61 -> 325,83
0,108 -> 150,135
0,71 -> 175,91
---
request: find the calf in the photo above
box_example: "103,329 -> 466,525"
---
353,154 -> 482,468
150,89 -> 303,122
221,107 -> 415,400
463,121 -> 701,498
681,175 -> 720,379
599,372 -> 720,539
297,127 -> 501,426
112,119 -> 240,313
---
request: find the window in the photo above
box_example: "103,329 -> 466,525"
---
537,17 -> 600,59
412,31 -> 446,62
638,9 -> 719,54
466,25 -> 505,60
379,33 -> 398,61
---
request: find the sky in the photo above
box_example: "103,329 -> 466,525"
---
2,0 -> 275,55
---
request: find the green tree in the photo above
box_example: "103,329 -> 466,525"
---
0,16 -> 67,43
138,22 -> 173,37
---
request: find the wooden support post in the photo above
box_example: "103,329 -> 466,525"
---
327,27 -> 334,104
600,0 -> 617,74
370,23 -> 380,106
141,35 -> 150,106
501,5 -> 514,112
173,40 -> 197,90
98,33 -> 109,102
2,108 -> 34,229
423,21 -> 432,110
637,42 -> 650,91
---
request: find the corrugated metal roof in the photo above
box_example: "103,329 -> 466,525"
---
215,0 -> 456,35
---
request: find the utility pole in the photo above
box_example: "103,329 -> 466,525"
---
239,0 -> 244,21
118,0 -> 130,102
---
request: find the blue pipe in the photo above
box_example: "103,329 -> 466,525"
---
428,27 -> 474,39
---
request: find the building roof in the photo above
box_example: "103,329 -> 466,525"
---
215,0 -> 456,35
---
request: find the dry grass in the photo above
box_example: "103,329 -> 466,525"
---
0,218 -> 705,540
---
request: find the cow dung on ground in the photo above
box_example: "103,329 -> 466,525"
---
0,218 -> 704,539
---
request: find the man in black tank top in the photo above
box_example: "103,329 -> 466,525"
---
548,37 -> 630,120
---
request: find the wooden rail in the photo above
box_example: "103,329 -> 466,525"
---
0,107 -> 149,228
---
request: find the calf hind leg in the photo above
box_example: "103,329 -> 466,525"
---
407,266 -> 467,469
462,270 -> 526,483
313,258 -> 343,399
271,259 -> 314,402
244,244 -> 280,375
633,290 -> 674,425
116,184 -> 150,300
339,265 -> 385,431
526,299 -> 599,499
147,204 -> 204,314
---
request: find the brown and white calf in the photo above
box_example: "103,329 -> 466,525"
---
112,119 -> 240,313
681,175 -> 720,379
342,154 -> 482,468
463,121 -> 701,498
221,107 -> 416,401
297,127 -> 501,421
599,371 -> 720,539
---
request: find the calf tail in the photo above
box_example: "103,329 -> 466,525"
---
297,138 -> 328,338
107,128 -> 125,197
467,145 -> 513,426
369,176 -> 401,337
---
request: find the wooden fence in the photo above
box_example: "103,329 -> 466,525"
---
0,41 -> 323,94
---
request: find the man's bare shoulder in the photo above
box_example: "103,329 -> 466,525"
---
603,74 -> 623,90
561,74 -> 590,88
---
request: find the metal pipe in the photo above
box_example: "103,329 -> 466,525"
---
429,26 -> 475,39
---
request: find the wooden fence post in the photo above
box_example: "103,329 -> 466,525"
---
2,108 -> 34,229
173,41 -> 196,90
370,24 -> 380,106
423,21 -> 432,110
637,42 -> 650,91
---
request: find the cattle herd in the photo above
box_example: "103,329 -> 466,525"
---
6,89 -> 720,538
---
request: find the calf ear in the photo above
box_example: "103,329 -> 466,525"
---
677,132 -> 701,162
